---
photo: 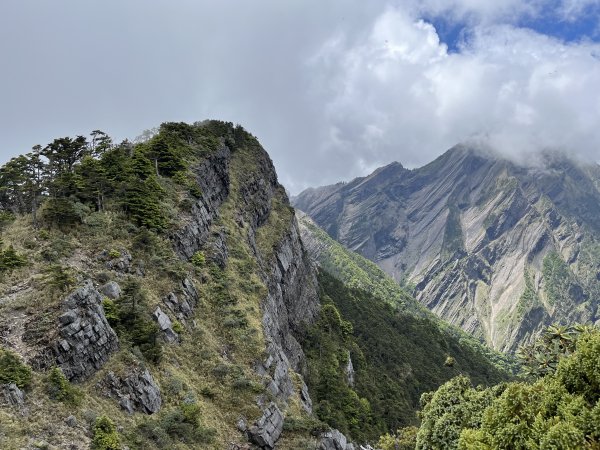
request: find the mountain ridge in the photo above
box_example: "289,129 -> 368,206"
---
294,146 -> 600,352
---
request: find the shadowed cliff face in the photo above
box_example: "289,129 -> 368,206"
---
294,147 -> 600,352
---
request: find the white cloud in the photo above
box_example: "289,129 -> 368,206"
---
1,0 -> 599,194
306,7 -> 600,180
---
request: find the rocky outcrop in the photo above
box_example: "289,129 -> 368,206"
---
319,429 -> 355,450
247,403 -> 284,449
260,221 -> 320,390
152,307 -> 179,343
162,278 -> 199,323
53,281 -> 119,381
104,369 -> 162,414
1,383 -> 25,410
295,147 -> 600,351
98,249 -> 134,274
166,129 -> 320,448
172,145 -> 231,260
99,281 -> 121,300
206,228 -> 229,268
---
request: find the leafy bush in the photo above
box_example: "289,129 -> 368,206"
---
92,416 -> 120,450
410,326 -> 600,450
172,320 -> 183,334
377,426 -> 419,450
0,349 -> 32,388
41,198 -> 87,228
416,375 -> 502,449
190,251 -> 206,268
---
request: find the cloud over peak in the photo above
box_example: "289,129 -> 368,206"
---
305,6 -> 600,188
1,0 -> 599,193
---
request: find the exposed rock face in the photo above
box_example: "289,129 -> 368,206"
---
319,429 -> 355,450
294,148 -> 600,351
99,281 -> 121,300
152,307 -> 179,343
162,278 -> 200,324
261,221 -> 320,383
345,351 -> 355,387
171,144 -> 231,260
206,228 -> 229,268
247,403 -> 284,449
53,281 -> 119,381
1,383 -> 25,409
104,369 -> 162,414
167,134 -> 321,449
99,249 -> 133,274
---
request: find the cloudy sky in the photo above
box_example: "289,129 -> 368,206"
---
1,1 -> 600,193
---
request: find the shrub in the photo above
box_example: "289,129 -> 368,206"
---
378,426 -> 419,450
92,416 -> 120,450
108,249 -> 121,259
191,251 -> 206,268
138,402 -> 216,446
46,367 -> 83,405
41,198 -> 84,228
44,264 -> 75,294
107,278 -> 162,364
0,245 -> 27,274
416,376 -> 500,449
102,298 -> 119,325
172,320 -> 183,334
0,349 -> 33,388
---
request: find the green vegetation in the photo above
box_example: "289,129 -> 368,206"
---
0,121 -> 232,234
104,278 -> 162,364
304,271 -> 511,442
0,238 -> 26,274
542,251 -> 572,306
92,416 -> 120,450
43,264 -> 76,295
46,367 -> 83,405
411,325 -> 600,449
377,426 -> 419,450
190,250 -> 206,267
0,121 -> 289,449
442,203 -> 465,257
136,401 -> 217,447
0,348 -> 33,388
517,323 -> 589,378
299,213 -> 517,375
517,268 -> 539,317
299,214 -> 426,315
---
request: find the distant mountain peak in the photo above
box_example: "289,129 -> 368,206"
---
294,145 -> 600,352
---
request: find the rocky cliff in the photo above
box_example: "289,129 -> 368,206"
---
0,121 -> 343,449
294,147 -> 600,351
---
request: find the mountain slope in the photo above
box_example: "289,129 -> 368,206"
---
297,212 -> 513,440
294,147 -> 600,351
297,211 -> 515,373
0,123 -> 519,449
0,122 -> 326,449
